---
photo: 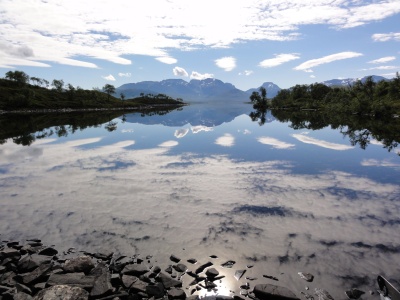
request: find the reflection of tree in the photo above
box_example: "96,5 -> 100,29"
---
271,110 -> 400,155
249,109 -> 268,126
105,121 -> 118,132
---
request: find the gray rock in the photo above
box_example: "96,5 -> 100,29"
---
253,283 -> 299,300
152,266 -> 162,274
174,263 -> 188,273
121,275 -> 138,288
63,256 -> 95,274
20,263 -> 52,285
130,278 -> 148,293
298,272 -> 314,282
221,261 -> 236,268
345,288 -> 365,300
170,255 -> 181,263
18,254 -> 53,273
0,247 -> 20,259
16,282 -> 32,294
206,268 -> 219,278
14,292 -> 33,300
38,247 -> 58,256
146,282 -> 165,298
314,289 -> 334,300
90,268 -> 113,298
187,258 -> 197,264
168,287 -> 186,299
157,272 -> 183,289
47,272 -> 96,289
234,270 -> 246,281
33,284 -> 89,300
122,264 -> 149,276
195,262 -> 213,274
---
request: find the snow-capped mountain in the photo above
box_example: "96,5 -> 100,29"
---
321,75 -> 389,87
116,78 -> 248,102
245,82 -> 281,98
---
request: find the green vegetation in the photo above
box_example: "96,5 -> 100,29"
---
0,71 -> 185,111
267,74 -> 400,117
0,108 -> 180,146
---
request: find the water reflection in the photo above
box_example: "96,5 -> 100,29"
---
0,104 -> 400,298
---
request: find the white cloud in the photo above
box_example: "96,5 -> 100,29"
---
102,74 -> 116,81
174,128 -> 189,138
173,67 -> 189,77
190,71 -> 214,80
257,137 -> 295,149
155,56 -> 177,64
372,32 -> 400,42
259,53 -> 300,68
239,70 -> 253,76
294,52 -> 363,72
2,1 -> 399,68
368,56 -> 396,64
118,72 -> 131,77
191,126 -> 213,134
292,133 -> 353,151
361,159 -> 400,168
215,56 -> 236,71
362,65 -> 398,71
158,140 -> 179,148
215,133 -> 235,147
310,75 -> 316,78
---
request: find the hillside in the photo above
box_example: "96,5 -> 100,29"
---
0,78 -> 184,112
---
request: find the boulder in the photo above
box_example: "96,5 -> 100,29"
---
298,272 -> 314,282
146,282 -> 165,298
121,275 -> 138,289
206,268 -> 219,278
157,272 -> 182,289
253,284 -> 299,300
63,256 -> 94,274
121,264 -> 149,276
33,285 -> 89,300
90,267 -> 113,298
314,288 -> 334,300
47,273 -> 96,289
168,287 -> 186,299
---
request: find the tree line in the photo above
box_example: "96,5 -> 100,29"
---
249,74 -> 400,117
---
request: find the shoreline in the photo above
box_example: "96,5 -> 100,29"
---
0,104 -> 187,115
0,240 -> 373,300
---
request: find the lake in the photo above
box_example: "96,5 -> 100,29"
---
1,103 -> 400,299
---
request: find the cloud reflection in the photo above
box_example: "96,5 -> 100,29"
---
174,128 -> 190,138
361,159 -> 400,168
191,125 -> 213,134
215,133 -> 235,147
257,136 -> 295,149
292,133 -> 353,150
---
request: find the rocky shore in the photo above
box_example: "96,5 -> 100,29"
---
0,240 -> 371,300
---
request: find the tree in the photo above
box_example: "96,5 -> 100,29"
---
120,92 -> 125,100
249,87 -> 268,109
103,84 -> 116,100
52,79 -> 64,92
5,70 -> 30,86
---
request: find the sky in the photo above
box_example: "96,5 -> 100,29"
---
1,0 -> 400,91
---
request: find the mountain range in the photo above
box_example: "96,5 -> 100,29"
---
116,75 -> 388,103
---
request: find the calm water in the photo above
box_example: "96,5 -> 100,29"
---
1,103 -> 400,298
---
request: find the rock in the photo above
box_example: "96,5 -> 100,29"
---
170,255 -> 181,263
0,247 -> 20,259
16,282 -> 33,294
314,288 -> 334,300
47,273 -> 96,289
206,268 -> 219,278
19,263 -> 52,285
166,266 -> 173,274
33,284 -> 89,300
90,268 -> 113,298
63,256 -> 95,274
187,258 -> 197,264
152,266 -> 162,274
345,288 -> 365,299
234,270 -> 246,281
221,261 -> 236,268
18,254 -> 52,273
298,272 -> 314,282
210,255 -> 218,259
14,292 -> 34,300
263,274 -> 279,281
130,278 -> 148,293
157,272 -> 183,289
121,275 -> 138,288
174,263 -> 188,273
38,247 -> 58,256
122,264 -> 149,276
254,284 -> 299,300
168,287 -> 186,299
146,282 -> 165,298
195,262 -> 213,274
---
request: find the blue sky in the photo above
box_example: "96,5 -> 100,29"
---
1,0 -> 399,90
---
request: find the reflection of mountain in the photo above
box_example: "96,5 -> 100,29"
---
122,102 -> 256,127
